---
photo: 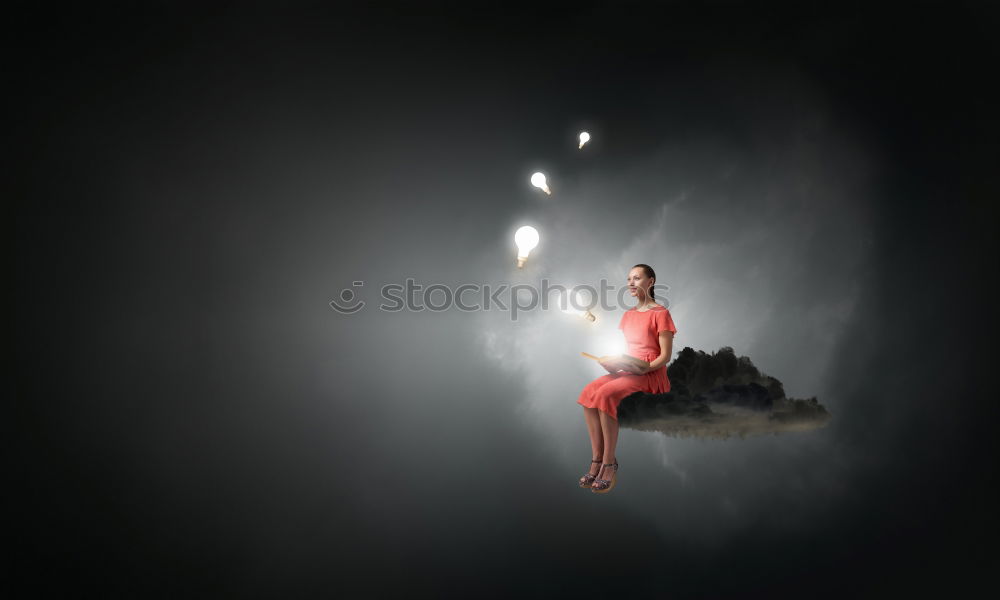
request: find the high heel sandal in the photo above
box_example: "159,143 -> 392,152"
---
579,458 -> 602,488
591,460 -> 619,494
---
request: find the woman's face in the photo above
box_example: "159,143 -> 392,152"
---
627,268 -> 654,300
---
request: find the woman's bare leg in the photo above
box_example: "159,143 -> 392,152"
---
581,407 -> 604,482
597,409 -> 619,483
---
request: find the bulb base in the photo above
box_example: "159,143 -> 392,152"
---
516,257 -> 527,268
583,310 -> 596,322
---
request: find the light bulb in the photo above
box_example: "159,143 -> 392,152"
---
530,172 -> 551,195
578,131 -> 591,149
562,290 -> 596,322
514,225 -> 539,268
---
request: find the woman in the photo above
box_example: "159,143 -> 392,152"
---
577,264 -> 677,493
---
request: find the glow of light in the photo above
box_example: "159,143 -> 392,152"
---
562,290 -> 596,322
530,172 -> 551,195
595,331 -> 627,356
514,225 -> 540,268
578,131 -> 591,149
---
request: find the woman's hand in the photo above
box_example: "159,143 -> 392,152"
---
620,362 -> 649,375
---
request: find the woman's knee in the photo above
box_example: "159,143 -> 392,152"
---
603,377 -> 641,394
584,375 -> 614,391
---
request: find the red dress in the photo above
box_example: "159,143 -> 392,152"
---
577,305 -> 678,420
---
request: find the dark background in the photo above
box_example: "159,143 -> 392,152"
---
13,1 -> 1000,597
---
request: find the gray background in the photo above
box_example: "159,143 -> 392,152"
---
15,3 -> 999,596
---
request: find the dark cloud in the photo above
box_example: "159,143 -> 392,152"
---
618,347 -> 830,438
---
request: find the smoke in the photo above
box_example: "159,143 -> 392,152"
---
471,67 -> 874,546
476,111 -> 872,432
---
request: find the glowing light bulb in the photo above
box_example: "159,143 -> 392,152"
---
514,225 -> 539,268
562,290 -> 596,322
530,172 -> 551,195
578,131 -> 591,149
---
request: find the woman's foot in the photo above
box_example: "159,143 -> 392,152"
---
579,458 -> 602,488
591,460 -> 619,493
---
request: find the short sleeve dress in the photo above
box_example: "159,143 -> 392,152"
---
576,305 -> 678,420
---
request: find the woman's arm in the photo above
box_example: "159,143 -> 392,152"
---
647,331 -> 674,370
623,331 -> 673,374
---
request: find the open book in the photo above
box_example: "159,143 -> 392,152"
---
580,352 -> 650,369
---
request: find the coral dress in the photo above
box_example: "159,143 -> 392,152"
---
577,305 -> 678,420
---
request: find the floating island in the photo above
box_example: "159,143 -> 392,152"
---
617,346 -> 831,439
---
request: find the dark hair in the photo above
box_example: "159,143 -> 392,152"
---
631,263 -> 656,300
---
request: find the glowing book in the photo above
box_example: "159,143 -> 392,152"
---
580,352 -> 650,369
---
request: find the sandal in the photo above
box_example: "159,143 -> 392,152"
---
579,458 -> 602,488
591,460 -> 619,494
